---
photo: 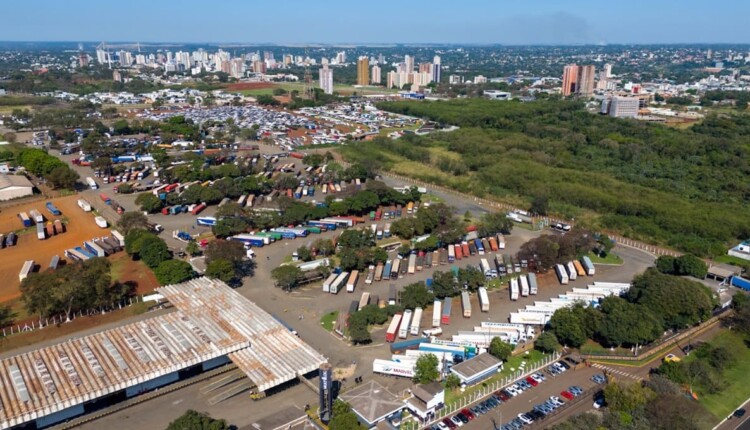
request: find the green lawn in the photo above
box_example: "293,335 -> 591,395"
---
712,254 -> 750,267
695,330 -> 750,420
443,350 -> 546,405
237,88 -> 276,97
320,311 -> 338,332
587,251 -> 624,265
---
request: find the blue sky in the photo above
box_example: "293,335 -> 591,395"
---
1,0 -> 748,44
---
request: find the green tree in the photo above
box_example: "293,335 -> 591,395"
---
445,373 -> 461,390
597,296 -> 662,347
271,265 -> 303,291
400,282 -> 435,310
212,218 -> 248,238
313,238 -> 335,256
329,401 -> 364,430
296,246 -> 313,262
535,332 -> 561,353
165,409 -> 228,430
117,212 -> 149,234
139,236 -> 171,268
489,337 -> 513,361
530,195 -> 549,216
205,259 -> 237,283
432,270 -> 459,298
204,239 -> 245,265
675,254 -> 708,279
124,229 -> 152,255
135,193 -> 164,213
548,306 -> 588,348
154,259 -> 194,285
458,266 -> 485,292
186,241 -> 201,257
413,353 -> 440,384
46,166 -> 79,189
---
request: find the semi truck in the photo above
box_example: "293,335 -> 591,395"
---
442,297 -> 452,324
86,177 -> 98,189
77,199 -> 92,212
388,284 -> 397,305
432,300 -> 442,327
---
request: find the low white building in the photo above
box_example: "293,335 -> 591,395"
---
484,90 -> 512,100
405,382 -> 445,423
0,174 -> 33,200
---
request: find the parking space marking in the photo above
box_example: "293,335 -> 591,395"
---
591,363 -> 643,382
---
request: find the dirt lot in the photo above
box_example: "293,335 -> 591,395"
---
224,82 -> 276,91
0,195 -> 110,302
109,252 -> 160,296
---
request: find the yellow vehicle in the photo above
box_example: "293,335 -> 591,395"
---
664,353 -> 681,363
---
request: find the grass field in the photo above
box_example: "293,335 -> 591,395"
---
587,251 -> 624,265
712,254 -> 750,267
694,330 -> 750,420
320,311 -> 338,332
233,81 -> 398,97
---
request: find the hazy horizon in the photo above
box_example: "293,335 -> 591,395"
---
1,0 -> 749,45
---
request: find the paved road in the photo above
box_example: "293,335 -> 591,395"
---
716,397 -> 750,430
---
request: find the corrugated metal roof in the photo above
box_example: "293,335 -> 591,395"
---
157,278 -> 327,393
0,311 -> 246,429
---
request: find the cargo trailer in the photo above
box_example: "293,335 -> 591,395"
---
386,314 -> 402,342
432,300 -> 442,327
388,284 -> 397,305
48,255 -> 60,270
573,260 -> 586,277
555,264 -> 569,284
528,272 -> 539,295
374,263 -> 384,282
441,297 -> 452,324
95,216 -> 108,228
447,245 -> 455,263
19,260 -> 34,281
358,292 -> 371,311
425,252 -> 433,267
410,307 -> 423,336
65,248 -> 90,261
330,271 -> 348,294
46,202 -> 61,216
45,222 -> 54,237
520,275 -> 530,296
488,237 -> 498,252
365,266 -> 375,285
399,310 -> 413,339
391,259 -> 401,279
322,273 -> 337,293
478,287 -> 490,312
510,278 -> 520,301
407,253 -> 417,274
36,223 -> 45,240
566,261 -> 578,281
581,256 -> 595,275
461,291 -> 472,318
475,238 -> 485,255
18,212 -> 32,227
29,210 -> 44,224
84,241 -> 106,257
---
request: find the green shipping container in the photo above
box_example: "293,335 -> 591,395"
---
369,211 -> 376,220
307,227 -> 322,234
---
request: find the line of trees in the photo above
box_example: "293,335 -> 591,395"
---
124,229 -> 195,285
544,268 -> 716,350
16,148 -> 79,189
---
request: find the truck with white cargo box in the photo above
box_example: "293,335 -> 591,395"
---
330,272 -> 348,294
86,177 -> 98,189
520,275 -> 530,296
566,261 -> 578,281
581,256 -> 595,275
346,270 -> 359,292
323,273 -> 337,293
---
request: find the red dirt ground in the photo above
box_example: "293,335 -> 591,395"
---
225,82 -> 277,91
0,195 -> 112,303
109,252 -> 160,297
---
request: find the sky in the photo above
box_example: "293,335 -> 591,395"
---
1,0 -> 748,45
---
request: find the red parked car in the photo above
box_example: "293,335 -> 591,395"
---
496,390 -> 511,401
561,390 -> 575,401
525,376 -> 539,387
442,417 -> 457,429
461,408 -> 475,420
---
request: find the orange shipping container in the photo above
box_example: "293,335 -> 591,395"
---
454,244 -> 463,260
488,237 -> 499,252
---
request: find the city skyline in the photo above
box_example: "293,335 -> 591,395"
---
1,0 -> 750,45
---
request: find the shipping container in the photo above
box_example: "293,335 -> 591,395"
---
432,300 -> 442,327
386,314 -> 402,342
478,287 -> 490,312
399,310 -> 413,339
441,297 -> 452,324
556,264 -> 569,285
410,307 -> 423,336
461,291 -> 472,318
528,272 -> 539,295
581,256 -> 595,275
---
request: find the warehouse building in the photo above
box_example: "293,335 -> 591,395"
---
449,352 -> 503,387
0,175 -> 33,201
0,278 -> 327,429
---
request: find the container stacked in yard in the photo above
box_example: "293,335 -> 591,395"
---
386,314 -> 403,342
581,256 -> 595,275
45,202 -> 61,216
442,297 -> 452,324
528,272 -> 539,295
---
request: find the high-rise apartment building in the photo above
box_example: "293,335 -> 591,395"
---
404,55 -> 414,73
602,96 -> 640,118
603,63 -> 613,78
371,65 -> 381,84
432,55 -> 441,83
319,64 -> 334,94
562,64 -> 578,96
357,57 -> 369,86
576,65 -> 596,97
